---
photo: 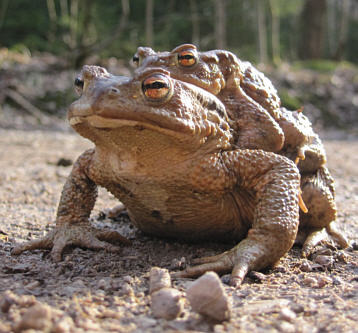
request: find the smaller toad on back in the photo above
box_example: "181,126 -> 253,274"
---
13,65 -> 302,286
134,44 -> 285,153
133,44 -> 348,254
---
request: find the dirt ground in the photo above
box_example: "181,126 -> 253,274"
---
0,126 -> 357,332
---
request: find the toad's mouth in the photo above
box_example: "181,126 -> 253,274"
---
68,113 -> 202,141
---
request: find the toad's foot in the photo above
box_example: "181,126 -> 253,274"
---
172,240 -> 269,288
172,251 -> 232,278
297,222 -> 349,258
12,223 -> 130,261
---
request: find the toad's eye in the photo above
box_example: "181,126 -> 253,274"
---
74,77 -> 84,89
177,50 -> 197,67
132,55 -> 139,66
142,75 -> 170,100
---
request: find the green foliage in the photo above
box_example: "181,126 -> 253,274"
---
293,60 -> 340,73
278,89 -> 302,110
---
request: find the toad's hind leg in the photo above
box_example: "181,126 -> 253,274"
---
299,166 -> 348,257
173,150 -> 300,287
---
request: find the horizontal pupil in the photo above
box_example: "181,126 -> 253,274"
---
133,56 -> 139,62
144,81 -> 168,90
179,54 -> 194,60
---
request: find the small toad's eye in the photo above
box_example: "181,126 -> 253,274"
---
132,55 -> 140,66
74,77 -> 84,88
142,75 -> 170,100
177,50 -> 197,67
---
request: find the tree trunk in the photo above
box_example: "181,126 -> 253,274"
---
269,0 -> 280,65
257,0 -> 268,64
145,0 -> 154,47
298,0 -> 327,59
190,0 -> 200,47
0,0 -> 9,30
334,0 -> 351,60
71,0 -> 130,68
214,0 -> 226,49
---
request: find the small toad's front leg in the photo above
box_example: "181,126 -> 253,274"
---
173,150 -> 300,286
12,149 -> 130,261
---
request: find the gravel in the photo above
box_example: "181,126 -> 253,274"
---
0,127 -> 357,332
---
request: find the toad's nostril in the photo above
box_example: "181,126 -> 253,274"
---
74,77 -> 84,88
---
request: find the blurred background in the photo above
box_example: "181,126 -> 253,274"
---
0,0 -> 357,133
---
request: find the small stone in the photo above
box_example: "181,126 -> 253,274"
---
15,303 -> 53,332
279,307 -> 297,322
0,291 -> 36,313
352,242 -> 358,251
136,316 -> 157,329
71,279 -> 86,289
274,265 -> 287,273
300,260 -> 313,272
0,291 -> 18,313
151,288 -> 184,320
119,283 -> 134,296
290,303 -> 305,314
25,280 -> 41,290
98,278 -> 110,290
316,275 -> 332,288
186,271 -> 231,322
332,276 -> 344,285
302,276 -> 317,287
170,257 -> 186,270
53,316 -> 75,333
314,255 -> 334,268
149,267 -> 171,294
220,274 -> 231,285
123,275 -> 133,284
336,251 -> 349,263
276,321 -> 296,333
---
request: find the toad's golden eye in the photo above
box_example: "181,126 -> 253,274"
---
177,50 -> 197,67
142,75 -> 170,100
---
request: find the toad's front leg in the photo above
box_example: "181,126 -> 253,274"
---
12,149 -> 130,261
173,150 -> 300,287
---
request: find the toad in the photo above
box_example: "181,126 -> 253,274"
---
132,44 -> 348,255
13,65 -> 301,286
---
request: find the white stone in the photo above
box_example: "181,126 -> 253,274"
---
186,271 -> 231,321
149,267 -> 171,294
151,288 -> 184,320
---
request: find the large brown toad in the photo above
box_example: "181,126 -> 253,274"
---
133,44 -> 348,255
13,65 -> 301,286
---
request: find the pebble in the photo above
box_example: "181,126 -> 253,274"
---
15,303 -> 53,332
170,257 -> 186,270
300,260 -> 313,272
302,276 -> 317,287
186,271 -> 231,322
0,291 -> 36,313
336,251 -> 349,263
52,316 -> 75,333
151,288 -> 184,320
279,307 -> 297,322
119,283 -> 134,297
149,267 -> 171,294
316,275 -> 332,288
314,255 -> 334,268
25,280 -> 41,290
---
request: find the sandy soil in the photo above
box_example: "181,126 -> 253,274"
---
0,127 -> 357,332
